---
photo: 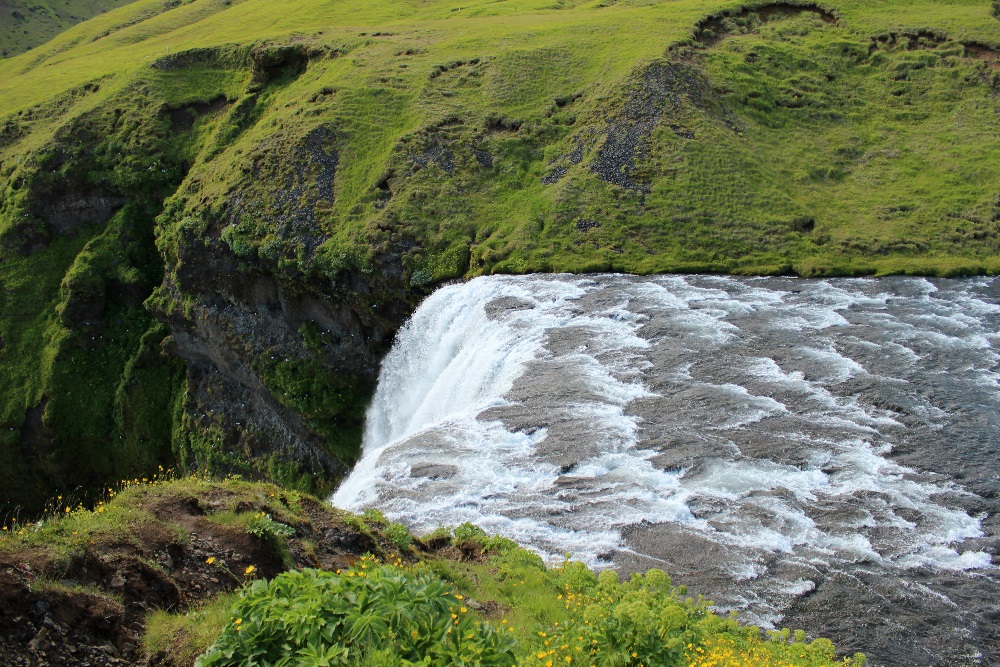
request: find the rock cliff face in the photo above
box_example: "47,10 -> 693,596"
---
154,196 -> 418,496
145,48 -> 425,494
0,44 -> 426,510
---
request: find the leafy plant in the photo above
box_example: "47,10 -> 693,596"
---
196,557 -> 517,667
245,512 -> 296,541
517,563 -> 865,667
384,521 -> 413,552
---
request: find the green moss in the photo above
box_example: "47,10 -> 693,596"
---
0,67 -> 239,513
254,352 -> 369,463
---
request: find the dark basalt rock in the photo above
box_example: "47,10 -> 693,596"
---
152,124 -> 419,490
410,463 -> 459,479
33,192 -> 126,236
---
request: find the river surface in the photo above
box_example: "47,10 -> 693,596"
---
333,274 -> 1000,666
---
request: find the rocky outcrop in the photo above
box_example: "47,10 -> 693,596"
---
151,116 -> 420,493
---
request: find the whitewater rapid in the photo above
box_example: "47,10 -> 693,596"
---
333,274 -> 1000,666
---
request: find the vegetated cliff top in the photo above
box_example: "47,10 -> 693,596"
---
0,0 -> 138,58
2,0 -> 999,279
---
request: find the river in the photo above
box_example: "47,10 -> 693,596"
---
333,274 -> 1000,666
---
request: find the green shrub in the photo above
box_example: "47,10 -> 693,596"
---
362,508 -> 389,526
453,522 -> 519,555
196,557 -> 517,667
385,521 -> 414,551
515,563 -> 865,667
245,512 -> 296,541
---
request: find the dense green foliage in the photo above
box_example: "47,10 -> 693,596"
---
195,551 -> 866,667
197,559 -> 518,667
0,61 -> 227,512
0,0 -> 998,511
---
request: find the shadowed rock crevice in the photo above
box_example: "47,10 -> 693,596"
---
163,95 -> 232,131
690,2 -> 839,47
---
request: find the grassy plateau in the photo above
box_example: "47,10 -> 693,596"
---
0,0 -> 139,58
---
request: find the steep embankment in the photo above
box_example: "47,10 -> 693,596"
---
1,0 -> 999,512
0,0 -> 139,58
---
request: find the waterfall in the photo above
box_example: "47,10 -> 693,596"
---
331,273 -> 1000,661
333,274 -> 998,575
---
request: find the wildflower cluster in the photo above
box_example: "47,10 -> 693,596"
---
204,555 -> 259,585
1,466 -> 174,537
519,566 -> 697,667
196,555 -> 517,667
687,633 -> 862,667
517,563 -> 864,667
110,466 -> 175,495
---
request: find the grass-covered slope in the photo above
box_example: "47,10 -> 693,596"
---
3,0 -> 999,276
0,0 -> 139,58
0,0 -> 999,512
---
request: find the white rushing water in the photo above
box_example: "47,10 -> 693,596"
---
333,276 -> 682,558
333,274 -> 999,582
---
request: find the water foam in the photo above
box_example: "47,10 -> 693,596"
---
333,275 -> 997,578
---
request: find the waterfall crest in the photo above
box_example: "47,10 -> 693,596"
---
332,274 -> 999,637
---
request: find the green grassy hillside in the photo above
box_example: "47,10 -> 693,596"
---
0,0 -> 999,511
0,0 -> 139,58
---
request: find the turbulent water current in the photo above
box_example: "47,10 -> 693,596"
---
333,274 -> 1000,666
